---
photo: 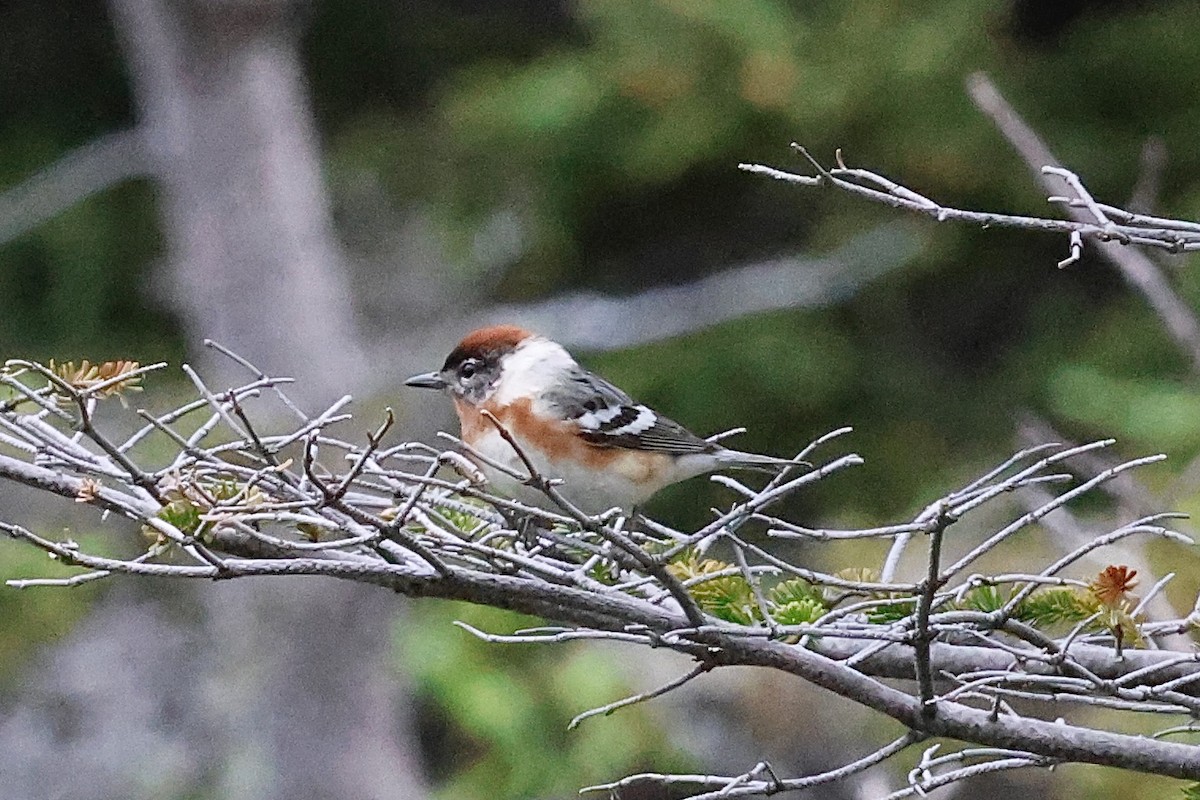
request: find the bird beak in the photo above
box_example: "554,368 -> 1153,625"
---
404,371 -> 448,390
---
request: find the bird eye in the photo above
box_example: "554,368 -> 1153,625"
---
459,359 -> 479,379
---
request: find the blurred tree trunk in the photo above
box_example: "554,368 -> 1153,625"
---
109,0 -> 366,401
0,578 -> 429,800
0,2 -> 425,798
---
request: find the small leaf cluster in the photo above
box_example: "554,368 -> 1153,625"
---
960,566 -> 1142,645
47,359 -> 143,398
769,579 -> 827,626
432,503 -> 491,538
1,359 -> 143,413
869,581 -> 1141,642
667,551 -> 827,626
955,583 -> 1107,629
383,500 -> 494,539
150,474 -> 264,540
667,551 -> 1143,646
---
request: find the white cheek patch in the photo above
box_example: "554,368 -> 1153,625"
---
493,338 -> 577,406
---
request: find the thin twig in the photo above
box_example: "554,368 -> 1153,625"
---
568,661 -> 711,730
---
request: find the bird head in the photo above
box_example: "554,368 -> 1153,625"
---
406,325 -> 572,407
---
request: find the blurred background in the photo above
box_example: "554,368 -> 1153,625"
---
2,1 -> 1200,798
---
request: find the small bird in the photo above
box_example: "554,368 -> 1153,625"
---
406,325 -> 803,514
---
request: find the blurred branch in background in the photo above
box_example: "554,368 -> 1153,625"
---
453,222 -> 921,354
965,73 -> 1200,373
373,222 -> 924,399
3,354 -> 1200,797
0,129 -> 148,245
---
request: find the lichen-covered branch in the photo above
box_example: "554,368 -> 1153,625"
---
1,353 -> 1199,796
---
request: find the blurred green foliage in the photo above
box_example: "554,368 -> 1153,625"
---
4,0 -> 1200,797
0,3 -> 174,359
0,528 -> 104,691
397,602 -> 693,799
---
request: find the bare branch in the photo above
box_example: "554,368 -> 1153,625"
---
965,72 -> 1200,371
567,661 -> 711,731
0,128 -> 148,245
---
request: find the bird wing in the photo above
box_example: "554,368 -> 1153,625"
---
542,368 -> 716,455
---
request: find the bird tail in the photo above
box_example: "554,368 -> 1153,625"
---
714,448 -> 810,474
